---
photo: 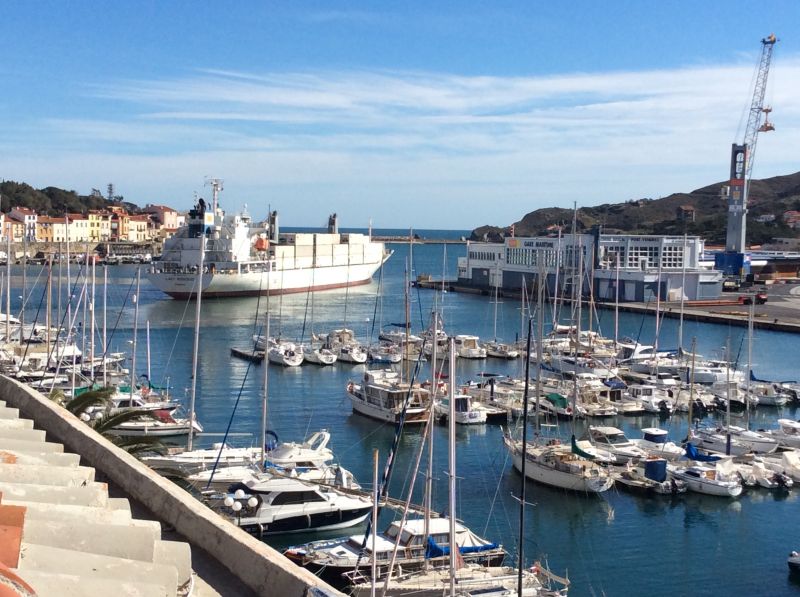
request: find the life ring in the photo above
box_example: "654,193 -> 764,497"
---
265,429 -> 279,451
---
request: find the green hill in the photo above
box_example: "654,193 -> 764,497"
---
0,181 -> 141,215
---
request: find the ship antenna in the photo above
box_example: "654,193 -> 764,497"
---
204,177 -> 224,219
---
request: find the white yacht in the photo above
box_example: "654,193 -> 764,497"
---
691,425 -> 779,455
630,428 -> 684,461
434,394 -> 488,425
668,462 -> 743,497
222,476 -> 372,535
764,419 -> 800,449
485,340 -> 520,359
585,426 -> 648,464
628,385 -> 673,415
346,369 -> 431,424
454,335 -> 487,359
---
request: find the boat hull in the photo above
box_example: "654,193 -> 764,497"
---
237,506 -> 371,535
149,259 -> 386,299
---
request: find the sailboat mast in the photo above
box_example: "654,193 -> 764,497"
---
130,269 -> 140,407
90,257 -> 96,375
370,448 -> 379,597
4,234 -> 10,342
678,233 -> 687,352
102,265 -> 108,387
447,338 -> 457,596
614,253 -> 620,348
725,337 -> 732,456
188,233 -> 205,451
261,313 -> 270,468
517,317 -> 533,595
423,307 -> 437,550
745,299 -> 754,430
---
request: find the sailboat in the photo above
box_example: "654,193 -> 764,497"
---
349,339 -> 569,596
504,263 -> 613,494
485,267 -> 520,359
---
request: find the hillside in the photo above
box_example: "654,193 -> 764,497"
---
472,171 -> 800,245
0,181 -> 141,216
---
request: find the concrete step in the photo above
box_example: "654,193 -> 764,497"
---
17,543 -> 178,597
0,480 -> 108,508
0,418 -> 34,430
0,406 -> 21,420
15,569 -> 169,597
3,500 -> 132,525
0,462 -> 95,486
0,450 -> 80,467
0,437 -> 63,454
0,427 -> 47,443
154,540 -> 193,590
22,518 -> 159,562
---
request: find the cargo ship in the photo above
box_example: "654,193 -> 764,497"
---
147,180 -> 390,299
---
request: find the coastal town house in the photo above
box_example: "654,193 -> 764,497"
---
87,210 -> 113,241
9,207 -> 38,241
36,216 -> 69,243
3,218 -> 24,242
127,214 -> 152,242
67,214 -> 90,243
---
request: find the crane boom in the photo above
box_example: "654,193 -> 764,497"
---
724,34 -> 777,255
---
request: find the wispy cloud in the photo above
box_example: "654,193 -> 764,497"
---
5,57 -> 800,227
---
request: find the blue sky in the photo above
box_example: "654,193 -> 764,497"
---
1,2 -> 799,229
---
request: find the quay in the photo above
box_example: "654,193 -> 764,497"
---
0,375 -> 342,597
374,236 -> 466,244
413,276 -> 800,333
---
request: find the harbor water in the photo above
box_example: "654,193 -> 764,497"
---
9,230 -> 800,596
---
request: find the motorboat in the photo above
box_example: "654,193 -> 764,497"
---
630,428 -> 684,461
585,426 -> 648,464
692,425 -> 779,455
742,381 -> 789,406
283,517 -> 505,586
789,551 -> 800,574
454,335 -> 487,359
628,385 -> 673,416
221,476 -> 372,535
346,369 -> 431,424
504,434 -> 614,493
613,458 -> 687,496
668,462 -> 742,497
435,394 -> 488,425
764,419 -> 800,449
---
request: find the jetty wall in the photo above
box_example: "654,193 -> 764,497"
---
0,375 -> 342,597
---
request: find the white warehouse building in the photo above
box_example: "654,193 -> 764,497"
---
456,231 -> 723,302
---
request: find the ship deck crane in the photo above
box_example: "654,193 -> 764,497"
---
718,34 -> 778,277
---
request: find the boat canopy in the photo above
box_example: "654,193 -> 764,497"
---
571,435 -> 595,460
684,442 -> 721,462
546,393 -> 568,408
424,536 -> 498,559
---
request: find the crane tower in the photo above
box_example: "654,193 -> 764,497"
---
718,34 -> 777,276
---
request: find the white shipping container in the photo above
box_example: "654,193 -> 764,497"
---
295,233 -> 315,246
295,245 -> 314,257
315,234 -> 340,245
295,256 -> 314,268
315,256 -> 333,267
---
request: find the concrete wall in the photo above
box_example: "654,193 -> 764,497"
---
0,376 -> 342,597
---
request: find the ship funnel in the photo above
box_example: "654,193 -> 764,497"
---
327,213 -> 338,234
269,210 -> 280,243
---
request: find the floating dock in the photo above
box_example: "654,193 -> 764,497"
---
230,348 -> 265,362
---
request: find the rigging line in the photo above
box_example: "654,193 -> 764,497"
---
40,260 -> 90,385
96,273 -> 136,372
18,263 -> 51,374
158,287 -> 196,390
204,320 -> 263,490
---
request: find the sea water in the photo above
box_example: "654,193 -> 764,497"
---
9,235 -> 800,596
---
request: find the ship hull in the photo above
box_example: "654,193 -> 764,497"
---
148,259 -> 384,299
